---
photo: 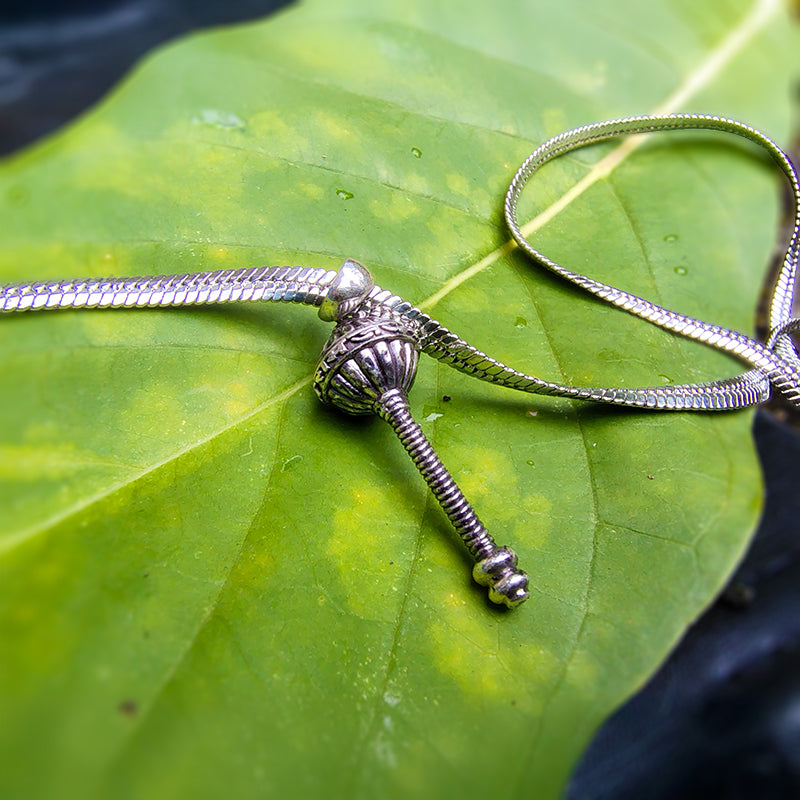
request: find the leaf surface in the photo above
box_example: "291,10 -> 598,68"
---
0,1 -> 796,798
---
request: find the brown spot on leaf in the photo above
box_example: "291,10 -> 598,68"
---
118,699 -> 138,717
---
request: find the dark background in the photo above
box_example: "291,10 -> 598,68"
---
2,2 -> 799,797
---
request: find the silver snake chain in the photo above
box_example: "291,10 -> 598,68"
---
3,113 -> 799,607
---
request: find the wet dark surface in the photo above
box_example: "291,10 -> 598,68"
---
567,410 -> 800,800
0,0 -> 290,154
2,2 -> 799,797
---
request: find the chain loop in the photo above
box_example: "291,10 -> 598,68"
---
503,113 -> 800,408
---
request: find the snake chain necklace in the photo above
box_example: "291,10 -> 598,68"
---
3,113 -> 799,608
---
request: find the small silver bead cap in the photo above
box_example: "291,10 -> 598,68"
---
317,258 -> 374,322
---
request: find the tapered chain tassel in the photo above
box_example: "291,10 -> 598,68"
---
378,388 -> 528,607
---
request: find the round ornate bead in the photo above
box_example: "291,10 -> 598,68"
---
314,311 -> 420,415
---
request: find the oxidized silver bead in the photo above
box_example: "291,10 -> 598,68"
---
314,309 -> 419,415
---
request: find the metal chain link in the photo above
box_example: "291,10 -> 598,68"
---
501,113 -> 800,408
0,265 -> 337,312
1,113 -> 797,412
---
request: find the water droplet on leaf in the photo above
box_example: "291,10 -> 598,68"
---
674,265 -> 688,276
336,189 -> 354,200
192,109 -> 245,129
411,147 -> 422,158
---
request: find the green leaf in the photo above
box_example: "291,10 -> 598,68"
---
0,1 -> 796,798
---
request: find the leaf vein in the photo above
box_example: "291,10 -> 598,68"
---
0,375 -> 312,556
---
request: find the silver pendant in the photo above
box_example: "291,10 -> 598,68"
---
313,260 -> 529,607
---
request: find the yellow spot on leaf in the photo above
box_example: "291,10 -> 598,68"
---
428,599 -> 557,714
445,173 -> 471,196
327,484 -> 411,621
369,192 -> 419,222
451,446 -> 518,522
